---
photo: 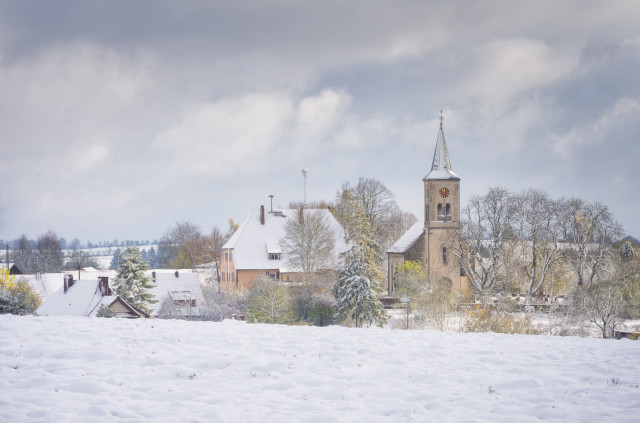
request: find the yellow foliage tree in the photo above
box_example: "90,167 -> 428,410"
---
1,268 -> 42,315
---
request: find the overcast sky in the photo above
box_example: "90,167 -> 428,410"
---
1,0 -> 639,244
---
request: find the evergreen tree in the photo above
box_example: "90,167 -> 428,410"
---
332,245 -> 387,327
156,242 -> 175,269
621,240 -> 634,261
109,248 -> 121,270
113,246 -> 157,313
147,247 -> 158,268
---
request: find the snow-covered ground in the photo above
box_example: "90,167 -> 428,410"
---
1,316 -> 638,422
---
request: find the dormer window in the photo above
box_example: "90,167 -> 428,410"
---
269,253 -> 281,260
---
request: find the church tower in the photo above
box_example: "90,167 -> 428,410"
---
387,112 -> 468,296
422,111 -> 462,290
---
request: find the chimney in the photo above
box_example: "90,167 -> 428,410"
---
98,276 -> 112,297
175,270 -> 179,278
152,271 -> 156,282
64,274 -> 75,293
260,205 -> 265,225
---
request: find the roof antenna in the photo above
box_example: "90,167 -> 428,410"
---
268,194 -> 274,212
440,110 -> 444,129
301,168 -> 309,205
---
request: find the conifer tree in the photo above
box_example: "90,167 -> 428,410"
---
109,248 -> 121,270
332,245 -> 387,327
113,246 -> 157,313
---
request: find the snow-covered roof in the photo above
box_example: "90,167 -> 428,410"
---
147,270 -> 205,316
37,279 -> 117,317
21,273 -> 65,300
424,120 -> 460,181
222,208 -> 350,272
387,221 -> 424,254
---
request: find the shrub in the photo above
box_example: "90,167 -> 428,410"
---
463,305 -> 540,335
0,270 -> 42,315
96,304 -> 116,318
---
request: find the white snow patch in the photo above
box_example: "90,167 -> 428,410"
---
1,315 -> 639,422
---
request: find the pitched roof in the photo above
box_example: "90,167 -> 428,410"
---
37,279 -> 118,317
22,273 -> 67,300
222,208 -> 349,272
147,271 -> 205,316
424,118 -> 460,181
387,220 -> 424,254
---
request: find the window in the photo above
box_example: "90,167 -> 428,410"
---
437,203 -> 443,220
445,204 -> 451,217
442,247 -> 447,263
222,272 -> 225,282
268,271 -> 277,280
231,272 -> 235,283
269,253 -> 281,260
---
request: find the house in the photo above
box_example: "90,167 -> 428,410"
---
26,268 -> 205,317
1,262 -> 24,275
37,275 -> 149,318
387,113 -> 471,296
220,207 -> 350,291
147,270 -> 206,317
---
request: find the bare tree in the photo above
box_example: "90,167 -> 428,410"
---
333,177 -> 416,277
570,278 -> 626,338
563,198 -> 624,287
512,189 -> 565,302
280,209 -> 336,274
161,221 -> 212,269
10,235 -> 36,273
446,186 -> 516,293
205,226 -> 228,292
65,248 -> 100,271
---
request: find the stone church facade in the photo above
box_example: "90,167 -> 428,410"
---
387,114 -> 471,296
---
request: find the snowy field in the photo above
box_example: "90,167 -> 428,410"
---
1,316 -> 639,422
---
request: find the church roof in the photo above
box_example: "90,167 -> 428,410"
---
424,114 -> 460,181
387,220 -> 424,254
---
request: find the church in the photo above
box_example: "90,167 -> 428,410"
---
387,113 -> 471,296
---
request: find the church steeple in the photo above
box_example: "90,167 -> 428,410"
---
424,111 -> 460,181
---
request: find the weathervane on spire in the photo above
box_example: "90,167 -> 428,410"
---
439,110 -> 444,128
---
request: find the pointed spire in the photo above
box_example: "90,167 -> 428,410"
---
424,111 -> 460,180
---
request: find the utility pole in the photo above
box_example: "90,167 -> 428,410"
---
302,168 -> 308,205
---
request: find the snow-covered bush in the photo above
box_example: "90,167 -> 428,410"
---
96,304 -> 116,318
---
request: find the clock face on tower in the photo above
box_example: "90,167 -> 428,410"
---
439,187 -> 450,198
